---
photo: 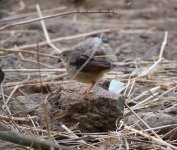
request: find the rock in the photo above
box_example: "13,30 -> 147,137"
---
9,94 -> 43,113
8,93 -> 47,124
139,33 -> 149,39
1,54 -> 18,68
73,37 -> 117,62
6,83 -> 125,133
163,105 -> 177,115
0,10 -> 9,19
49,82 -> 125,132
116,42 -> 132,54
142,44 -> 167,61
124,112 -> 177,128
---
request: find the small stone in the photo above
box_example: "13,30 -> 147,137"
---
139,33 -> 149,39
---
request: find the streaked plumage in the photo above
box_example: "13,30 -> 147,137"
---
58,50 -> 115,98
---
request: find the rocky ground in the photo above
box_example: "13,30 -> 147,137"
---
0,0 -> 177,149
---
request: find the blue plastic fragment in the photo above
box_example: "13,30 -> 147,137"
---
109,79 -> 125,93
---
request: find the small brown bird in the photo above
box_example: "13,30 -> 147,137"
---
0,67 -> 4,84
58,50 -> 116,98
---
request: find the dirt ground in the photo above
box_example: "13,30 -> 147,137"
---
0,0 -> 177,149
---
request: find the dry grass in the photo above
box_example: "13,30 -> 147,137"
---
0,2 -> 177,150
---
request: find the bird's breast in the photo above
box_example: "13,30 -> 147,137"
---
66,64 -> 104,83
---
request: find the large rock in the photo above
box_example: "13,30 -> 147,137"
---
73,37 -> 117,62
7,82 -> 125,133
49,82 -> 125,132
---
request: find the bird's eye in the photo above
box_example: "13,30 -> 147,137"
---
62,53 -> 66,57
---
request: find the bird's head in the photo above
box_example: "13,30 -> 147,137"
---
57,50 -> 75,64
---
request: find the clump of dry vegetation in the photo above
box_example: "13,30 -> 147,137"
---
0,0 -> 177,149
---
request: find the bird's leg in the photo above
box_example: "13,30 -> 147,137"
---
77,82 -> 95,94
82,82 -> 95,99
77,88 -> 88,95
75,82 -> 95,100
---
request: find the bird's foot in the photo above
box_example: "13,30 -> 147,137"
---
74,92 -> 88,100
74,89 -> 92,100
77,89 -> 88,95
75,83 -> 95,100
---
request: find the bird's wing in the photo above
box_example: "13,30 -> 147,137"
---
84,58 -> 115,72
69,53 -> 115,73
69,52 -> 89,69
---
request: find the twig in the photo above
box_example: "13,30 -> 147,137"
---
144,85 -> 177,106
0,6 -> 66,22
3,68 -> 66,72
43,94 -> 51,138
122,123 -> 177,150
0,131 -> 67,150
0,115 -> 38,121
3,80 -> 74,88
0,107 -> 22,133
125,102 -> 162,140
126,31 -> 168,97
139,31 -> 168,77
2,85 -> 19,114
18,51 -> 53,68
132,86 -> 161,101
61,124 -> 87,145
36,4 -> 61,52
0,10 -> 119,30
17,28 -> 116,49
1,48 -> 59,58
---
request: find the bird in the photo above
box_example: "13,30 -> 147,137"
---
0,67 -> 4,84
57,50 -> 116,99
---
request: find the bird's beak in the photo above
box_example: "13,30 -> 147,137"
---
57,53 -> 62,58
53,52 -> 62,58
53,52 -> 66,64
